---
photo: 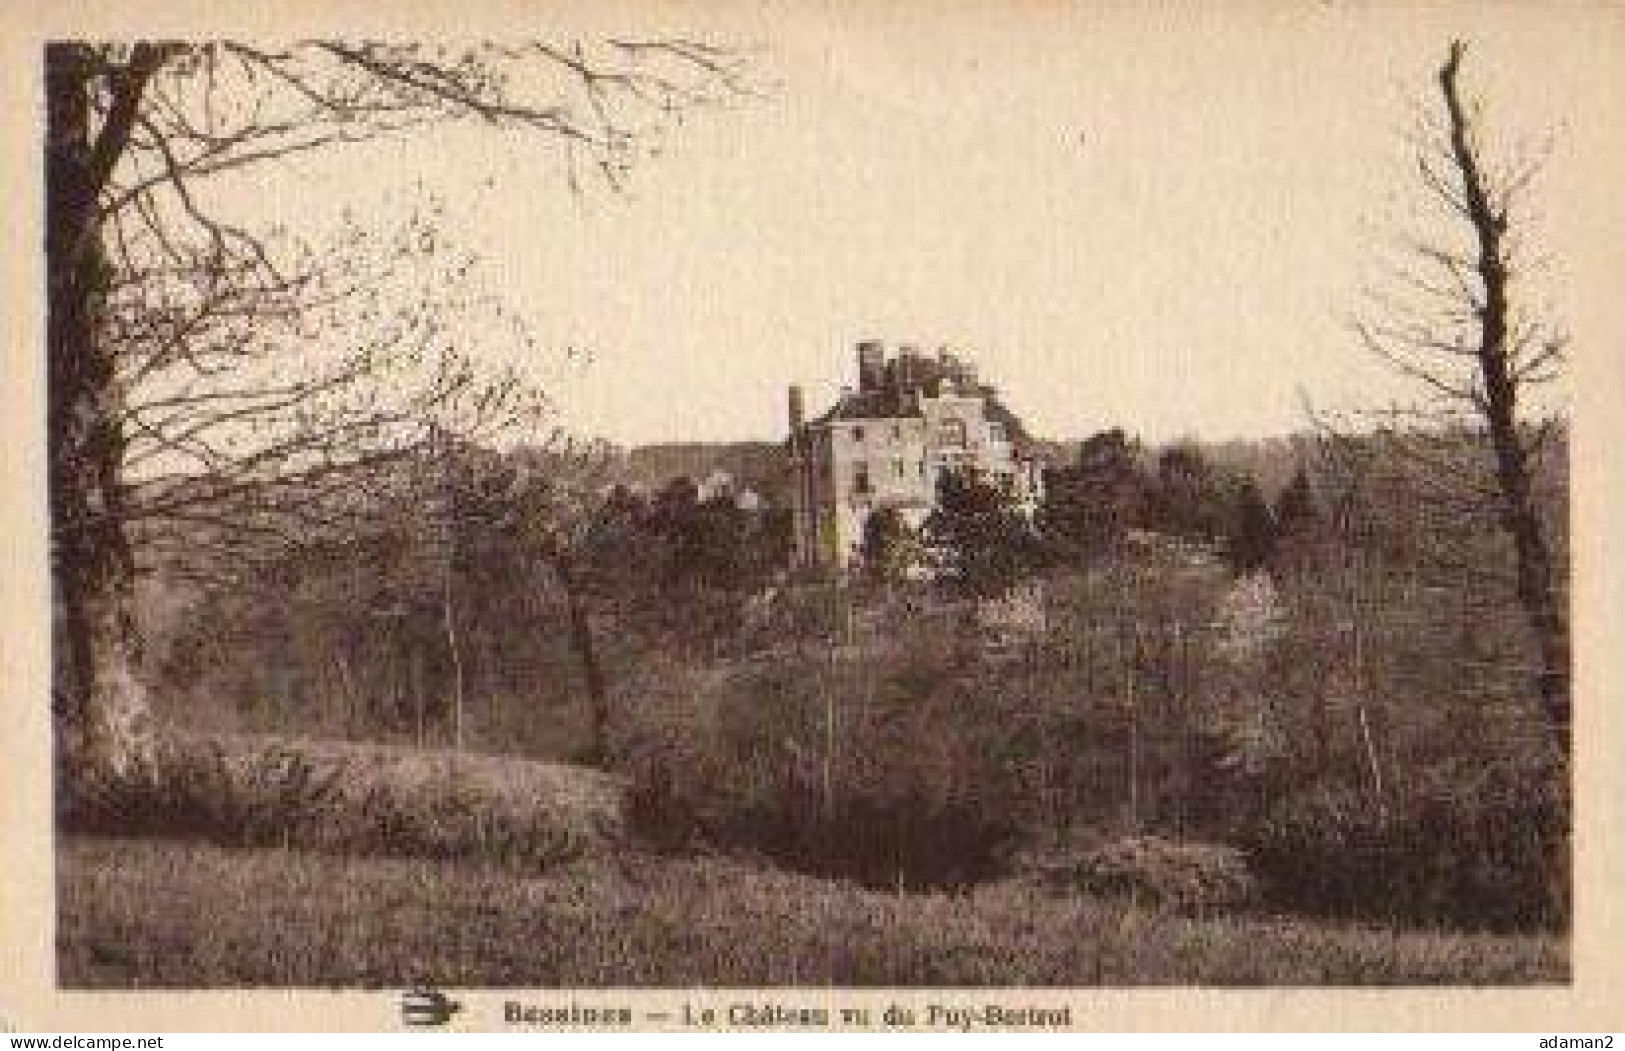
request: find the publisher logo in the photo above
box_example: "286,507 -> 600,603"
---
401,988 -> 462,1028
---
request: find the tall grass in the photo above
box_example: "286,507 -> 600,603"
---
57,837 -> 1567,987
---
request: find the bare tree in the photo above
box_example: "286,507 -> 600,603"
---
429,439 -> 617,764
47,41 -> 757,784
1350,40 -> 1569,744
508,447 -> 620,766
116,208 -> 552,589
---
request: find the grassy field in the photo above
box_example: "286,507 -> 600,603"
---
57,837 -> 1566,987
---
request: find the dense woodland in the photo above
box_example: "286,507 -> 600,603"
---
130,422 -> 1569,929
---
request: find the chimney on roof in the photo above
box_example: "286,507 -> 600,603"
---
788,384 -> 805,433
892,346 -> 914,393
857,340 -> 886,392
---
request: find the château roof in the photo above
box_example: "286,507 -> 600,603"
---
793,343 -> 1039,455
809,388 -> 922,425
983,398 -> 1035,449
808,384 -> 1036,451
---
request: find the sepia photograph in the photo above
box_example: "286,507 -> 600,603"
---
6,0 -> 1625,1031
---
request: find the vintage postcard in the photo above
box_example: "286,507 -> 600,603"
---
3,0 -> 1623,1034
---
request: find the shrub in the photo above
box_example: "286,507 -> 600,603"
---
619,566 -> 1259,891
60,736 -> 590,872
344,773 -> 584,869
1026,836 -> 1258,914
618,635 -> 1025,889
1244,753 -> 1569,931
59,738 -> 345,848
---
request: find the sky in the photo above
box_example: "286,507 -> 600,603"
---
228,3 -> 1622,449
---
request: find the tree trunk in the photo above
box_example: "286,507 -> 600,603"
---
442,564 -> 466,751
47,45 -> 162,784
554,558 -> 609,767
1439,43 -> 1571,744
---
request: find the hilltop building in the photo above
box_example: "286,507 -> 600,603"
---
786,341 -> 1044,570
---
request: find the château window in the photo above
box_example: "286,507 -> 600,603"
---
852,426 -> 865,443
893,458 -> 905,479
988,422 -> 1006,443
853,464 -> 872,496
937,419 -> 967,448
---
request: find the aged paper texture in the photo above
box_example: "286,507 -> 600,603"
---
3,0 -> 1623,1033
